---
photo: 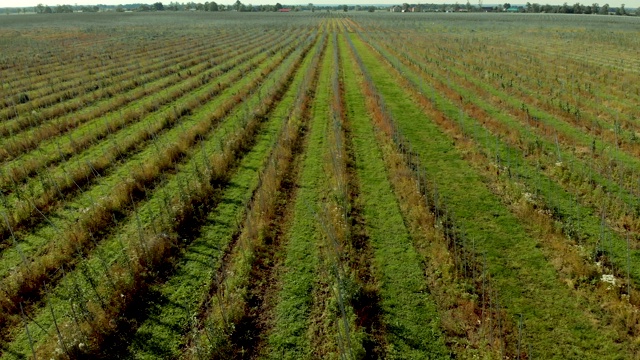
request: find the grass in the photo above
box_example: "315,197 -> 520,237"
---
346,31 -> 630,359
265,28 -> 372,360
0,35 -> 215,140
0,33 -> 300,307
265,36 -> 330,360
1,12 -> 639,359
0,30 -> 285,241
0,34 -> 312,358
355,25 -> 640,350
361,28 -> 640,293
127,31 -> 321,360
365,23 -> 640,224
341,33 -> 449,360
0,29 -> 270,184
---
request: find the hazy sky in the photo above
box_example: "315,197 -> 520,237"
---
0,0 -> 637,9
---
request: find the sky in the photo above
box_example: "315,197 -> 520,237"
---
0,0 -> 637,9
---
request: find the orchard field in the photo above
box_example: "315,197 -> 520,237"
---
0,11 -> 639,359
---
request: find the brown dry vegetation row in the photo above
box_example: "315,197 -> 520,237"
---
0,35 -> 216,137
0,31 -> 264,162
0,31 -> 308,339
362,25 -> 640,243
342,23 -> 506,356
35,31 -> 319,359
0,29 -> 288,245
187,33 -> 326,359
0,33 -> 200,122
350,17 -> 640,356
0,30 -> 276,190
0,30 -> 196,103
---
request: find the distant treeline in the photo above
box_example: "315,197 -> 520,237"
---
462,2 -> 636,14
395,2 -> 638,15
2,1 -> 637,15
7,2 -> 365,13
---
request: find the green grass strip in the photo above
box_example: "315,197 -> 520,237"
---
432,42 -> 640,196
0,30 -> 275,180
364,33 -> 640,289
266,32 -> 368,359
348,32 -> 628,359
0,42 -> 288,283
0,30 -> 283,210
265,40 -> 329,360
126,35 -> 318,360
0,41 -> 310,359
340,34 -> 449,360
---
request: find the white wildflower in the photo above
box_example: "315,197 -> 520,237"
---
601,274 -> 616,286
523,192 -> 535,203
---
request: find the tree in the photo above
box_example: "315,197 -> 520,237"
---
342,4 -> 347,11
80,5 -> 99,12
153,2 -> 164,10
309,2 -> 314,11
368,5 -> 375,12
115,4 -> 125,12
466,0 -> 472,11
573,2 -> 582,13
503,2 -> 511,10
525,1 -> 534,11
599,3 -> 609,14
274,2 -> 282,10
44,5 -> 52,12
616,3 -> 625,14
233,0 -> 242,11
558,2 -> 569,12
210,1 -> 218,10
55,4 -> 73,13
36,3 -> 44,13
